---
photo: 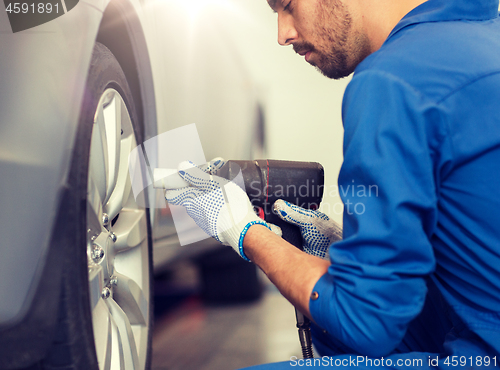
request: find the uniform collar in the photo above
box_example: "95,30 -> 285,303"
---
388,0 -> 500,40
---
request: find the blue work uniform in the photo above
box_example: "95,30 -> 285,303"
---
245,0 -> 500,368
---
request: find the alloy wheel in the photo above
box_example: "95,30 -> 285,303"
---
86,88 -> 150,370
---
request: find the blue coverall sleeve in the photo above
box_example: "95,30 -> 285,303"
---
309,71 -> 441,357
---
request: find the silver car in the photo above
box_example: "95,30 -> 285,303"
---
0,0 -> 263,369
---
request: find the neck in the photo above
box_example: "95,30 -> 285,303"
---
356,0 -> 428,52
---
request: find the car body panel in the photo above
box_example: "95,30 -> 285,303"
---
0,2 -> 102,326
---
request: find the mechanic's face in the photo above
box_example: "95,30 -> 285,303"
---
269,0 -> 371,79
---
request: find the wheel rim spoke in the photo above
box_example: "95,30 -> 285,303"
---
112,209 -> 147,254
101,91 -> 122,204
87,178 -> 105,236
89,108 -> 109,206
105,133 -> 134,222
92,299 -> 113,370
109,312 -> 126,370
91,90 -> 122,206
89,265 -> 105,310
107,298 -> 140,370
113,272 -> 148,326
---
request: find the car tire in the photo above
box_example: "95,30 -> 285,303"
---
33,42 -> 153,370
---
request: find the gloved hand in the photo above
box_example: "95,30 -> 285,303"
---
165,161 -> 271,261
273,199 -> 342,259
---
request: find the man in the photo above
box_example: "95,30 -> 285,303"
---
166,0 -> 500,367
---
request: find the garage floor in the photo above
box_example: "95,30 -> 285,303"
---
151,263 -> 302,370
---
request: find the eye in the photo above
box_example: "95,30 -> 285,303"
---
283,1 -> 292,12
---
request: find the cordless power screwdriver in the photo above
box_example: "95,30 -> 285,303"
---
155,159 -> 325,359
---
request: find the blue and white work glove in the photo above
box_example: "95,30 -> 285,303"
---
273,200 -> 342,259
165,161 -> 272,261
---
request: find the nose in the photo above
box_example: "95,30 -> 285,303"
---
277,12 -> 298,46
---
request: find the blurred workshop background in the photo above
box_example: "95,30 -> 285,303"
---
152,0 -> 349,369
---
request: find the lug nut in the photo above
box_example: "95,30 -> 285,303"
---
101,287 -> 111,299
102,213 -> 109,227
91,244 -> 105,263
109,232 -> 117,243
110,276 -> 118,286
